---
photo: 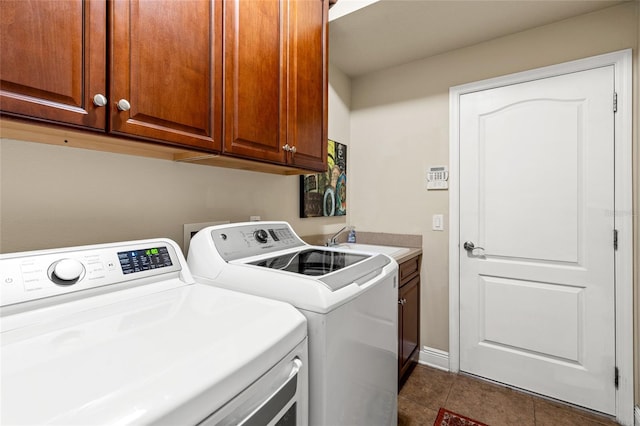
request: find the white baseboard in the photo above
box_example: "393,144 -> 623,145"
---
418,346 -> 449,371
634,405 -> 639,426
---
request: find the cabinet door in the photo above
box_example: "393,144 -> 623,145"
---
400,276 -> 420,370
287,0 -> 328,172
398,297 -> 404,371
223,0 -> 287,164
110,0 -> 222,151
0,0 -> 106,129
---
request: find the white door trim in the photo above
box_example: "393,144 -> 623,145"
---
448,49 -> 634,426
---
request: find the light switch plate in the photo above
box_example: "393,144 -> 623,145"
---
432,214 -> 444,231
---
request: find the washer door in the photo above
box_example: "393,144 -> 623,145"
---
249,249 -> 369,276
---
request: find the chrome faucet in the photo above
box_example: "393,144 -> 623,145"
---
326,226 -> 352,246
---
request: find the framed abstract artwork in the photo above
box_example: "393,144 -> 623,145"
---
300,140 -> 347,218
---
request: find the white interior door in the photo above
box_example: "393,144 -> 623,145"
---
459,65 -> 615,414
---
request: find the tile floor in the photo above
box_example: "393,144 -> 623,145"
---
398,364 -> 619,426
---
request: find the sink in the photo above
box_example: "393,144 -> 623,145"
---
337,243 -> 410,257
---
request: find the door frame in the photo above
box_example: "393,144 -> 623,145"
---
448,49 -> 633,425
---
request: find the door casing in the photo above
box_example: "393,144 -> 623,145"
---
448,49 -> 634,426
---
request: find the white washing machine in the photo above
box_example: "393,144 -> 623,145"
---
187,221 -> 398,426
0,238 -> 308,425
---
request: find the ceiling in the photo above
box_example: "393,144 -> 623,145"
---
329,0 -> 628,77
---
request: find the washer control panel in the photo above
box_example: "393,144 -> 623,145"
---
209,222 -> 305,262
0,240 -> 183,307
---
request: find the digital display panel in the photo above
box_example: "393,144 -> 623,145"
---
118,246 -> 173,275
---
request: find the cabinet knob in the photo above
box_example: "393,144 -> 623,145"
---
290,146 -> 297,155
116,99 -> 131,111
282,144 -> 291,152
92,94 -> 108,107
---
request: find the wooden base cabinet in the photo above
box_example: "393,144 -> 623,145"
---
398,255 -> 421,388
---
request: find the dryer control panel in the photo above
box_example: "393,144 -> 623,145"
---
0,239 -> 185,308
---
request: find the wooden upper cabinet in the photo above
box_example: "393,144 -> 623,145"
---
224,0 -> 328,172
287,0 -> 328,171
0,0 -> 107,130
110,0 -> 222,151
223,0 -> 288,163
1,0 -> 326,172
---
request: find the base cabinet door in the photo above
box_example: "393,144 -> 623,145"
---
400,276 -> 420,369
110,0 -> 222,151
398,256 -> 421,388
0,0 -> 107,130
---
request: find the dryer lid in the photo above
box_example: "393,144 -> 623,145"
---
1,283 -> 306,425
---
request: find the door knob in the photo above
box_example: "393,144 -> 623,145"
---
463,241 -> 485,252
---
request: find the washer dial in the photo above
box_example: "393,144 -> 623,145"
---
50,258 -> 85,285
254,229 -> 269,244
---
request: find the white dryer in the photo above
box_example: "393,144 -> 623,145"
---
187,221 -> 398,426
1,238 -> 308,425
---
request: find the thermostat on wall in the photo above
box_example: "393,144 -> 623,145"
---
427,166 -> 449,190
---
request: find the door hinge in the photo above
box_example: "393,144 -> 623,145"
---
613,92 -> 618,113
615,366 -> 619,389
613,229 -> 618,250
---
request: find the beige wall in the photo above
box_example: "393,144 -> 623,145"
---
0,140 -> 304,253
329,62 -> 352,144
0,61 -> 352,254
348,1 -> 638,402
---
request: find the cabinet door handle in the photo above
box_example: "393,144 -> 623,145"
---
116,99 -> 131,111
93,94 -> 108,107
290,145 -> 296,157
282,144 -> 290,152
398,298 -> 406,305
